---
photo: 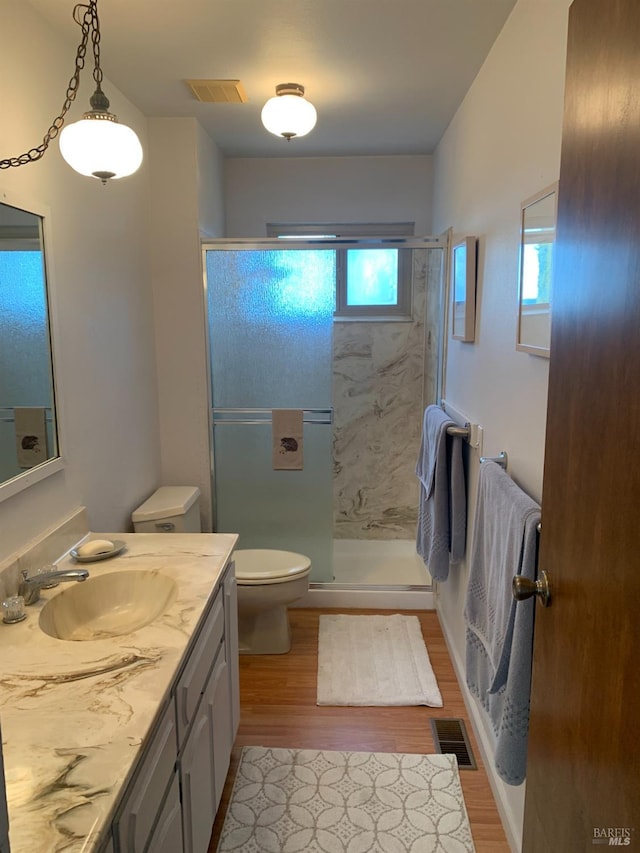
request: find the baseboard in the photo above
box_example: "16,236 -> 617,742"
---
436,603 -> 524,853
292,585 -> 435,609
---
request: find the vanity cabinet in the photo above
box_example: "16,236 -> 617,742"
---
112,561 -> 238,853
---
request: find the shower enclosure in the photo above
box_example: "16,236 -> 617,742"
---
204,237 -> 446,589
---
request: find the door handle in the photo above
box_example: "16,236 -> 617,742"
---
512,570 -> 551,607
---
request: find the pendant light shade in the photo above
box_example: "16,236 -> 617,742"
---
0,0 -> 143,184
261,83 -> 317,140
59,112 -> 143,182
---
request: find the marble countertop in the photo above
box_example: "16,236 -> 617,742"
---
0,531 -> 238,853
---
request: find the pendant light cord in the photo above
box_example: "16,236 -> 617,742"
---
0,1 -> 102,170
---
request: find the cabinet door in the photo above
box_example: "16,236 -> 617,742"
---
146,772 -> 183,853
175,591 -> 225,748
205,645 -> 232,810
180,703 -> 216,853
223,566 -> 240,741
115,702 -> 177,852
180,645 -> 232,853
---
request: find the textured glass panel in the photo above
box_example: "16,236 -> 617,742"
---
207,250 -> 335,408
213,423 -> 333,582
206,249 -> 335,582
0,250 -> 55,482
346,249 -> 398,306
0,252 -> 51,404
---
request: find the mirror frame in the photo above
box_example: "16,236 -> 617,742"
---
451,236 -> 477,342
516,182 -> 558,358
0,187 -> 64,504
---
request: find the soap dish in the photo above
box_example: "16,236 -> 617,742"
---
71,540 -> 126,563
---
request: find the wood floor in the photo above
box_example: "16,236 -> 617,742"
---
209,608 -> 511,852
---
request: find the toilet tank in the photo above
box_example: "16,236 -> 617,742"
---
132,486 -> 201,533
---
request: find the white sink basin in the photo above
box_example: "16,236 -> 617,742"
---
39,570 -> 178,641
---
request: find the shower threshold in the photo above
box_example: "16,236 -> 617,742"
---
311,582 -> 433,592
293,581 -> 435,610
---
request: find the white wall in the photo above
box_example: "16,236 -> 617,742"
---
196,122 -> 225,239
224,155 -> 433,236
148,118 -> 225,531
431,0 -> 571,847
0,0 -> 160,560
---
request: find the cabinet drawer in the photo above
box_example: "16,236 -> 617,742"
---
115,701 -> 177,852
175,589 -> 225,746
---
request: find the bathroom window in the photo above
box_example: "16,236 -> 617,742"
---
335,247 -> 412,319
266,222 -> 414,320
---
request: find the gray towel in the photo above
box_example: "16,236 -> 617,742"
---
464,460 -> 540,785
415,405 -> 466,582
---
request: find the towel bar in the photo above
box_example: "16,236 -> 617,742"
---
212,407 -> 333,425
479,451 -> 508,469
446,424 -> 470,438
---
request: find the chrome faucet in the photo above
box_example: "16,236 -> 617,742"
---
19,568 -> 89,605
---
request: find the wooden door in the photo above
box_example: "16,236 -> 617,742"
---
523,0 -> 640,849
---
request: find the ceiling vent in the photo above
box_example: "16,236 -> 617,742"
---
186,79 -> 248,104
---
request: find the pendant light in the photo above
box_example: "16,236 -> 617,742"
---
261,83 -> 317,140
59,86 -> 143,183
0,0 -> 142,184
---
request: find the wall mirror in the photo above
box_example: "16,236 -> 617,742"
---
516,183 -> 558,357
451,236 -> 477,342
0,189 -> 62,503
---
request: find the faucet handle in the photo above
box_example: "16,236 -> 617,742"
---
36,564 -> 60,589
2,595 -> 26,623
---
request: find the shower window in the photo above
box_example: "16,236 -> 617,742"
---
267,222 -> 414,320
335,247 -> 412,319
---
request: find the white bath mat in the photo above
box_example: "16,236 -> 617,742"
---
217,746 -> 476,852
317,614 -> 443,706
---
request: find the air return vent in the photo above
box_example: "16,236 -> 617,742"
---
430,718 -> 477,770
186,79 -> 248,104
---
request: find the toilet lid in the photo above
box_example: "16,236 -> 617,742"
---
233,549 -> 311,585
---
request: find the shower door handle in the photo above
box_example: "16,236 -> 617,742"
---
512,570 -> 552,607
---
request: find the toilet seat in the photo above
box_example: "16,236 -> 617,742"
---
233,549 -> 311,585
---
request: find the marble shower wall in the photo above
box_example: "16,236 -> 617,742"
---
332,248 -> 442,540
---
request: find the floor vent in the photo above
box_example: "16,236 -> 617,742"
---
430,718 -> 477,770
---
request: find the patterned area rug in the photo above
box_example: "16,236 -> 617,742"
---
317,614 -> 443,706
217,747 -> 476,852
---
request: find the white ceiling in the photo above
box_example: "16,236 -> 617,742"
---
27,0 -> 517,159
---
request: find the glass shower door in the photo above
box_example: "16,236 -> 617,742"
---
206,249 -> 335,582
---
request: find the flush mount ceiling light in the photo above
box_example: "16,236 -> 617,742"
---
261,83 -> 317,141
0,0 -> 142,184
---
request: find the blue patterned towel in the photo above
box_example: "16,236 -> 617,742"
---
415,405 -> 466,582
464,460 -> 540,785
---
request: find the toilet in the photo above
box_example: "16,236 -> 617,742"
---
131,490 -> 310,654
234,549 -> 311,654
132,486 -> 202,533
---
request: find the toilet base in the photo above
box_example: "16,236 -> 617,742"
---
238,605 -> 292,654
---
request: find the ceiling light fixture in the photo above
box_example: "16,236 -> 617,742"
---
0,0 -> 142,184
261,83 -> 317,141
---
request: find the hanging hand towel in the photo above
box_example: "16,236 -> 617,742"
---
272,409 -> 304,470
464,459 -> 540,785
415,404 -> 465,581
14,407 -> 48,469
